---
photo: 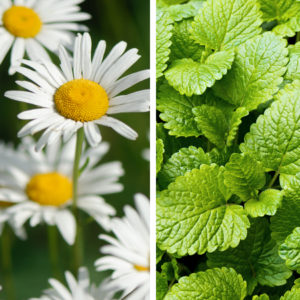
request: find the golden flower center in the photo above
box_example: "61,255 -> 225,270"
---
55,79 -> 109,122
26,173 -> 72,206
134,265 -> 150,272
3,6 -> 42,38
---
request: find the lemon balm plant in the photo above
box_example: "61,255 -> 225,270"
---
156,0 -> 300,299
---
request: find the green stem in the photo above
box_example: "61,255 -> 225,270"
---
47,225 -> 63,281
72,128 -> 84,274
234,129 -> 239,145
1,225 -> 16,300
267,170 -> 280,189
207,140 -> 211,153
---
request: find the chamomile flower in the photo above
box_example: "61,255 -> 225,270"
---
30,267 -> 115,300
5,32 -> 150,151
95,194 -> 150,300
0,0 -> 90,75
0,136 -> 124,245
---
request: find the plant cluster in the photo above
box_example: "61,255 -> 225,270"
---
156,0 -> 300,299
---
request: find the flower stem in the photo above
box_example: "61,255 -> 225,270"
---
267,170 -> 280,189
47,225 -> 63,281
72,128 -> 84,274
1,225 -> 16,300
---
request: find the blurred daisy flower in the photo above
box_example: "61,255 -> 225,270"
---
30,267 -> 115,300
95,194 -> 150,300
5,32 -> 150,151
0,136 -> 124,245
0,0 -> 90,75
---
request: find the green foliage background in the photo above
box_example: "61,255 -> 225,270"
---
0,0 -> 150,299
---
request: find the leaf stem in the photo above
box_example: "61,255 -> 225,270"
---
267,170 -> 280,189
72,128 -> 84,273
47,225 -> 63,281
168,278 -> 176,291
234,129 -> 239,145
207,140 -> 211,152
1,225 -> 16,300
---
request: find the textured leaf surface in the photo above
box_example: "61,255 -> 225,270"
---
245,189 -> 283,218
285,42 -> 300,81
157,164 -> 250,256
165,267 -> 247,300
157,139 -> 164,175
258,0 -> 300,22
224,154 -> 266,201
193,105 -> 229,148
162,261 -> 175,281
208,145 -> 240,166
157,271 -> 169,300
207,218 -> 292,295
169,18 -> 205,63
190,0 -> 262,51
158,4 -> 195,21
165,50 -> 234,96
241,81 -> 300,176
157,245 -> 165,264
156,12 -> 173,79
280,287 -> 300,300
271,174 -> 300,245
279,227 -> 300,272
157,146 -> 211,190
213,32 -> 288,111
253,295 -> 270,300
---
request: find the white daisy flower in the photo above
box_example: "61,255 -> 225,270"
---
5,32 -> 150,151
95,194 -> 150,300
0,0 -> 91,75
0,136 -> 124,245
30,267 -> 115,300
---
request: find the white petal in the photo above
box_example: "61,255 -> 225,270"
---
42,12 -> 91,23
78,267 -> 90,291
5,91 -> 53,108
49,278 -> 73,300
106,101 -> 149,114
18,108 -> 54,120
81,33 -> 92,79
65,271 -> 77,295
0,32 -> 14,65
0,189 -> 27,202
16,81 -> 53,99
43,23 -> 88,32
83,122 -> 102,147
109,90 -> 149,106
25,38 -> 51,62
54,210 -> 76,245
73,34 -> 82,79
90,40 -> 106,82
9,38 -> 25,75
59,45 -> 73,81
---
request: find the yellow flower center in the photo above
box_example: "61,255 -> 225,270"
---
55,79 -> 109,122
134,265 -> 150,272
26,173 -> 72,206
3,6 -> 42,38
0,201 -> 14,208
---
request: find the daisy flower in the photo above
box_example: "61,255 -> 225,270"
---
95,194 -> 150,300
0,136 -> 124,245
30,267 -> 115,300
5,32 -> 150,151
0,0 -> 90,75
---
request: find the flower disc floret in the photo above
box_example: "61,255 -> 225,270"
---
26,173 -> 72,206
55,79 -> 109,122
3,6 -> 42,38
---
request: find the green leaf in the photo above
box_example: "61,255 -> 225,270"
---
207,218 -> 292,295
208,145 -> 240,166
258,0 -> 300,22
165,50 -> 235,96
158,0 -> 187,5
280,287 -> 300,300
156,11 -> 173,79
245,189 -> 283,218
157,4 -> 195,22
190,0 -> 262,51
284,42 -> 300,81
253,295 -> 270,300
165,267 -> 247,300
279,227 -> 300,273
193,105 -> 228,148
224,153 -> 266,202
162,261 -> 175,281
157,164 -> 250,256
241,81 -> 300,176
157,146 -> 211,190
157,245 -> 165,264
156,271 -> 169,300
169,18 -> 205,63
271,174 -> 300,245
157,139 -> 165,175
213,32 -> 288,112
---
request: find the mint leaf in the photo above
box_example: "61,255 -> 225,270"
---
271,174 -> 300,245
224,153 -> 266,202
162,261 -> 175,281
285,42 -> 300,81
165,50 -> 235,96
213,32 -> 288,111
258,0 -> 300,22
157,139 -> 164,175
156,11 -> 173,79
157,146 -> 211,190
280,287 -> 300,300
169,18 -> 205,63
207,218 -> 292,295
279,227 -> 300,273
157,164 -> 250,256
156,271 -> 169,300
158,4 -> 195,21
190,0 -> 262,51
253,295 -> 270,300
165,267 -> 247,300
241,81 -> 300,176
157,245 -> 165,264
208,145 -> 241,166
245,189 -> 283,218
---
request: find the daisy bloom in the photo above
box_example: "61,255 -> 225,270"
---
95,194 -> 150,300
5,32 -> 150,151
0,136 -> 124,245
0,0 -> 90,75
30,267 -> 115,300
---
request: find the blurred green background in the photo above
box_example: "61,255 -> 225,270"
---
0,0 -> 150,299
